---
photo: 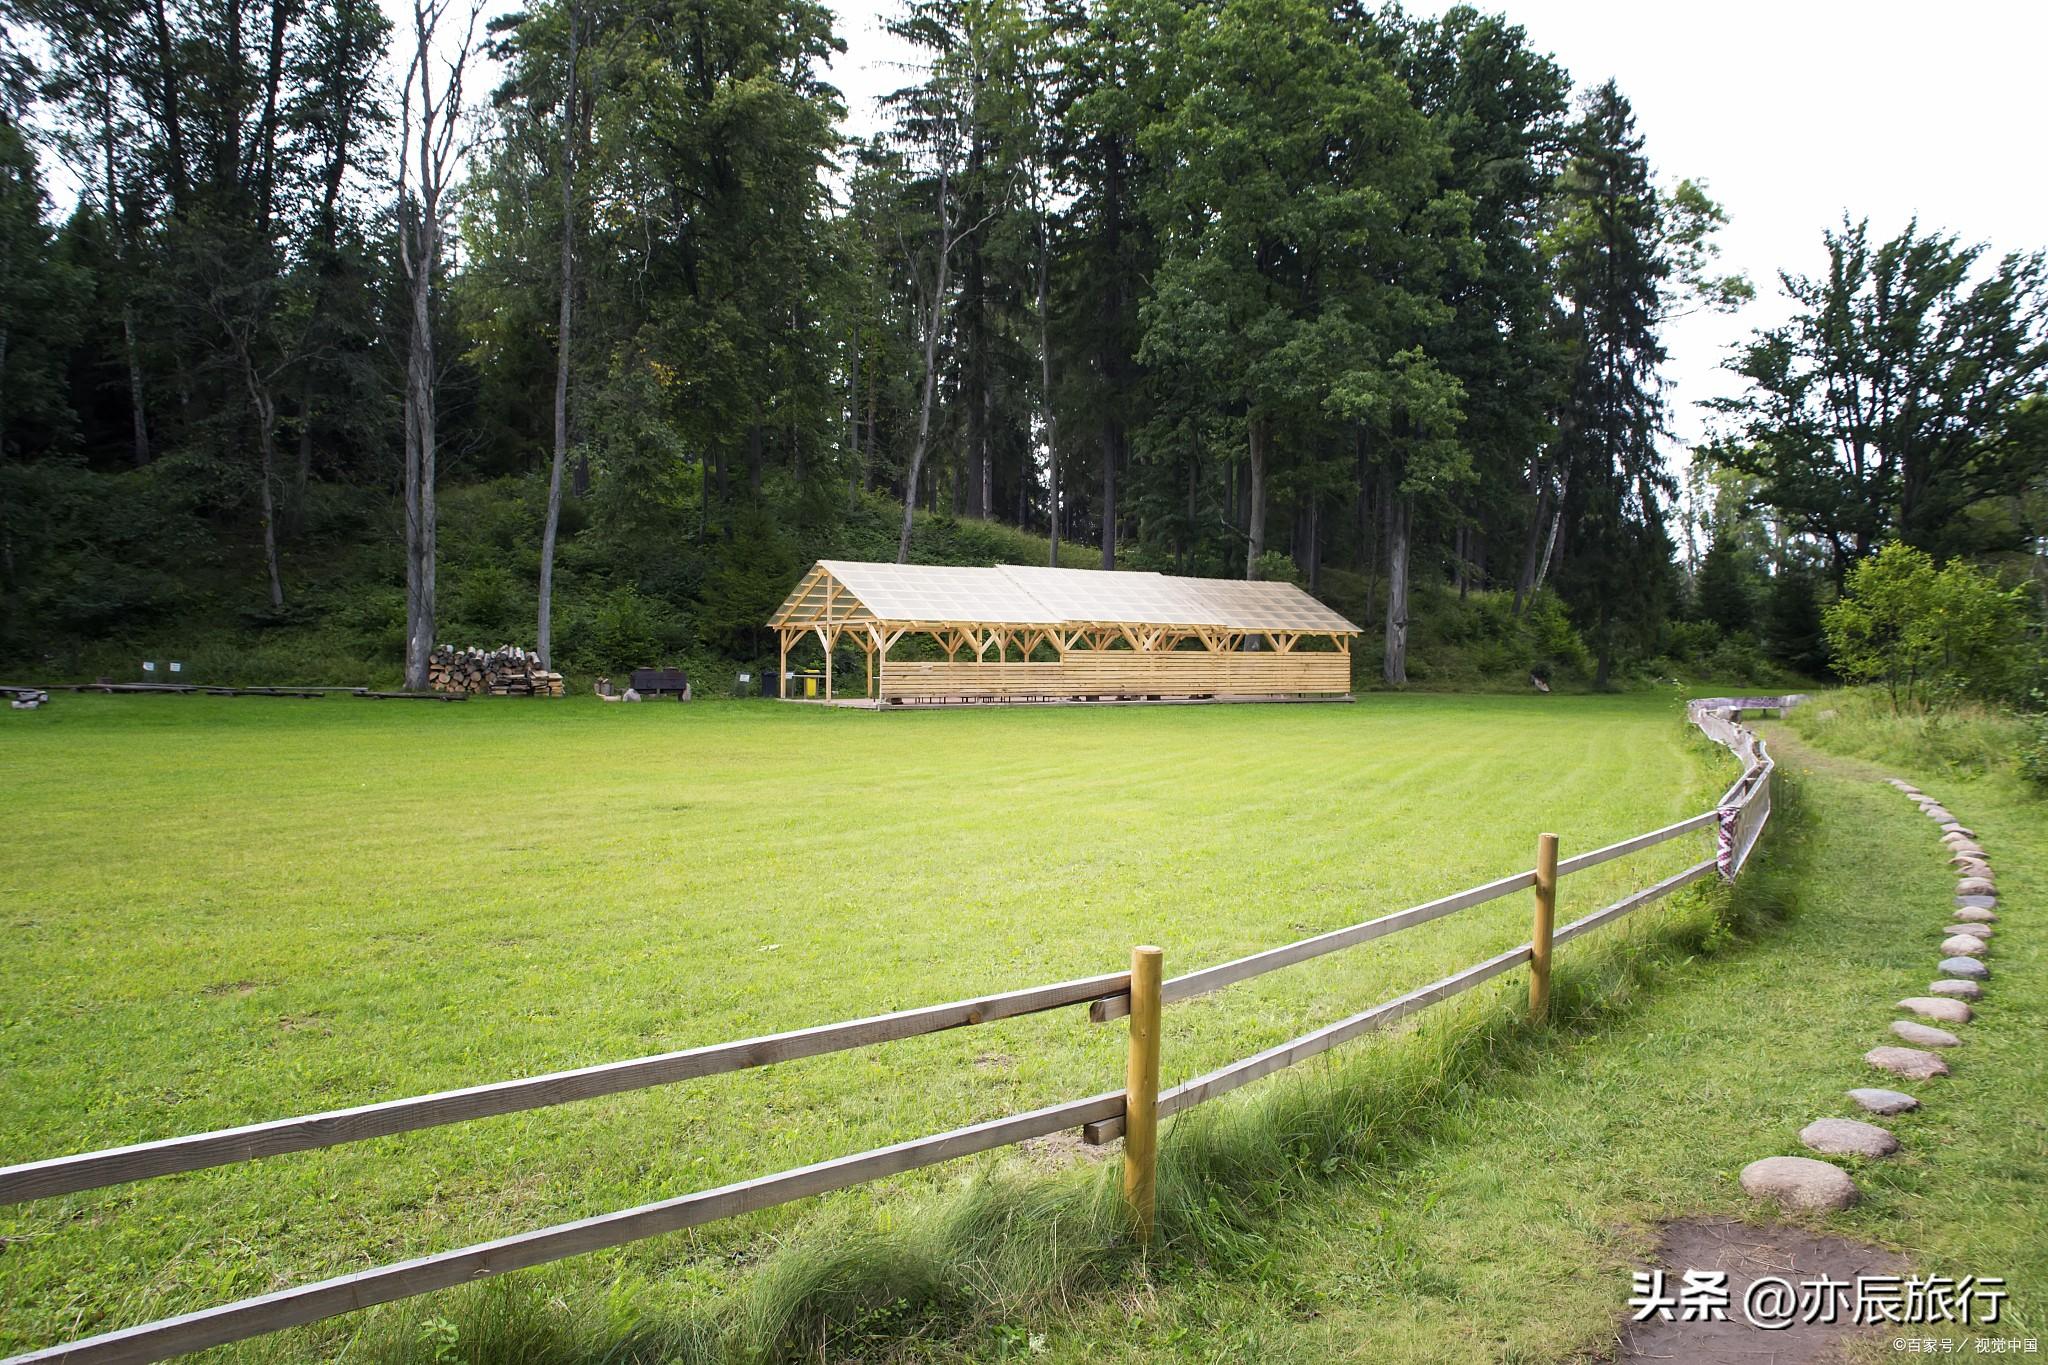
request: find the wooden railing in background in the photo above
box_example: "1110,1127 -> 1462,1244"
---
0,696 -> 1797,1365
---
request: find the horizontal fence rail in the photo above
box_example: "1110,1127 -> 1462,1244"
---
1083,941 -> 1537,1145
7,1093 -> 1127,1365
0,970 -> 1131,1207
1087,868 -> 1537,1023
1087,808 -> 1727,1024
1079,854 -> 1721,1145
1554,810 -> 1720,877
1,697 -> 1797,1365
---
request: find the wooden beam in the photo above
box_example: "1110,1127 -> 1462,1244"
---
1089,868 -> 1538,1022
1085,856 -> 1722,1150
0,971 -> 1133,1208
1085,942 -> 1534,1145
1550,859 -> 1717,949
1121,946 -> 1163,1242
17,1091 -> 1127,1365
1528,833 -> 1558,1022
1555,811 -> 1718,876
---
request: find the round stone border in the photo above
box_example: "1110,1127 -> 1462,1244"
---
1749,772 -> 2006,1211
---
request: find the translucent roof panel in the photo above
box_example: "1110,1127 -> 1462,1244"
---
1179,578 -> 1362,633
993,566 -> 1218,626
809,560 -> 1065,626
771,560 -> 1360,635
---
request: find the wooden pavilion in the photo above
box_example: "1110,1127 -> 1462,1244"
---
768,560 -> 1361,705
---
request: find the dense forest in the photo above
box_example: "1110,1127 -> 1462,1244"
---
0,0 -> 2042,693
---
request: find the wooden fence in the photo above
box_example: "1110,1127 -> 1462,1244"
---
0,697 -> 1796,1365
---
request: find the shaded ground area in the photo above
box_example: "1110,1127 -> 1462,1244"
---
1618,1217 -> 1908,1365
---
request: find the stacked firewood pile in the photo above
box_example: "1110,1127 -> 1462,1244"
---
427,645 -> 566,697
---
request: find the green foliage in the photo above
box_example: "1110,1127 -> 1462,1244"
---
1546,83 -> 1730,685
0,114 -> 88,462
1822,542 -> 2027,709
1762,562 -> 1830,676
2018,692 -> 2048,791
444,564 -> 531,645
15,0 -> 2011,705
0,457 -> 214,658
1705,217 -> 2048,568
579,585 -> 689,674
1789,686 -> 2037,780
1357,583 -> 1591,688
1522,590 -> 1593,677
696,505 -> 801,661
1692,533 -> 1754,635
1249,550 -> 1301,586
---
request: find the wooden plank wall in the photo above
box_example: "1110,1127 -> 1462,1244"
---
877,651 -> 1351,701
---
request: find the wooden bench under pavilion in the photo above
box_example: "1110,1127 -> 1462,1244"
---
767,560 -> 1360,705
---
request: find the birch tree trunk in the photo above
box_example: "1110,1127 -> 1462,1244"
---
250,383 -> 285,609
847,319 -> 860,493
1038,227 -> 1059,565
1099,426 -> 1116,568
98,51 -> 150,467
897,149 -> 962,563
537,3 -> 580,670
1512,464 -> 1548,615
0,326 -> 10,586
1244,414 -> 1268,576
897,234 -> 951,562
396,0 -> 476,690
120,307 -> 149,466
1383,471 -> 1411,686
403,228 -> 438,688
1531,464 -> 1568,598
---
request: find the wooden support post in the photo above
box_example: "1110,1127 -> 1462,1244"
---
1122,944 -> 1163,1244
1529,833 -> 1559,1023
777,630 -> 788,700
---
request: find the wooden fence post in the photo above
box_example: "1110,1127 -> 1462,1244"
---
1122,944 -> 1163,1243
1530,833 -> 1559,1023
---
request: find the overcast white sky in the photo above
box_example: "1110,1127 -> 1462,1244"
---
822,0 -> 2048,465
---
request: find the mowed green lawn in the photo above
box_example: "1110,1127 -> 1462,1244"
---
0,691 -> 1730,1358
